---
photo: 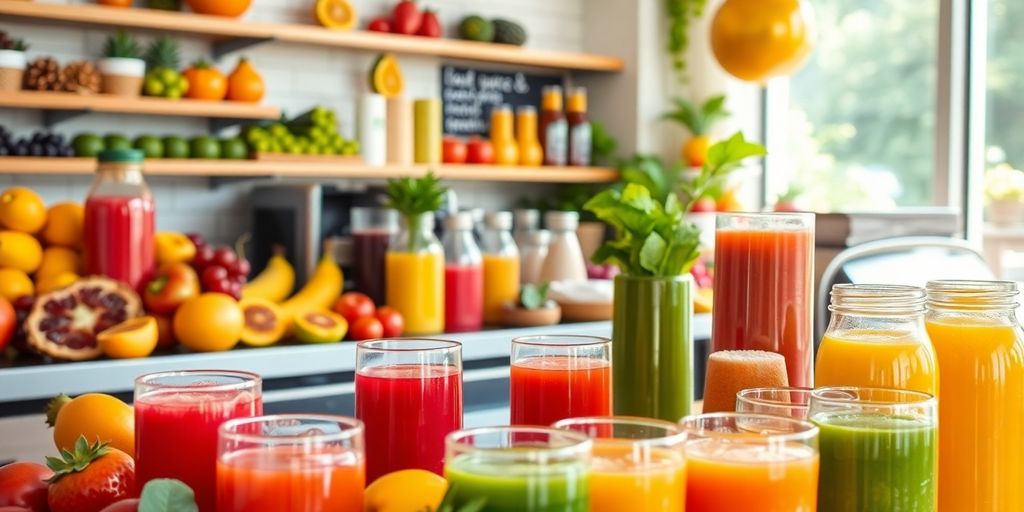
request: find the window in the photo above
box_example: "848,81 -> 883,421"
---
985,0 -> 1024,176
765,1 -> 940,211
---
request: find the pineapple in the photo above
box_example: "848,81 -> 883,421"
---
143,36 -> 188,98
103,31 -> 141,59
662,94 -> 730,168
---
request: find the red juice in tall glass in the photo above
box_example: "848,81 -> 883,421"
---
445,264 -> 483,332
135,372 -> 262,512
510,355 -> 612,426
712,213 -> 815,387
356,364 -> 462,482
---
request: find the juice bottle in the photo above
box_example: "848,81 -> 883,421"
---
442,212 -> 483,332
566,87 -> 592,166
490,104 -> 519,165
481,211 -> 520,325
925,280 -> 1024,512
385,212 -> 444,335
816,284 -> 938,395
83,149 -> 155,291
516,106 -> 543,166
539,85 -> 567,166
351,206 -> 399,306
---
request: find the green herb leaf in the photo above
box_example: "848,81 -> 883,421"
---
639,232 -> 668,274
385,172 -> 446,217
682,131 -> 766,212
519,283 -> 550,310
139,479 -> 198,512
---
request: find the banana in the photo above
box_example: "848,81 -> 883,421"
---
281,244 -> 343,322
242,246 -> 295,303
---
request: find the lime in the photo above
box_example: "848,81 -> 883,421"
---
71,133 -> 104,157
190,136 -> 221,159
133,135 -> 164,158
157,67 -> 179,84
143,76 -> 165,96
220,138 -> 248,160
341,141 -> 359,155
163,136 -> 190,159
104,134 -> 132,151
165,87 -> 183,99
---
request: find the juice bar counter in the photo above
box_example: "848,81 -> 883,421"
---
0,315 -> 713,461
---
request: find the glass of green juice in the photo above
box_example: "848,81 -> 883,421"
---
810,387 -> 938,512
736,387 -> 815,419
444,426 -> 592,511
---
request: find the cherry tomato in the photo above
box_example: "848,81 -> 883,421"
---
442,136 -> 468,164
350,316 -> 384,341
333,292 -> 376,325
465,137 -> 495,164
0,297 -> 14,352
367,17 -> 392,32
0,461 -> 52,512
376,306 -> 404,338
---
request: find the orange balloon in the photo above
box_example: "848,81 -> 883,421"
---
710,0 -> 816,83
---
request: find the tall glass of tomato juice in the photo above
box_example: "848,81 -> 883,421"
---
509,335 -> 612,426
712,212 -> 815,387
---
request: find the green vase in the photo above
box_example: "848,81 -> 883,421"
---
612,274 -> 694,422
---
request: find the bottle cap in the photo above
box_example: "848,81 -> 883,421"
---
98,148 -> 144,164
514,208 -> 539,230
485,211 -> 513,230
544,210 -> 579,231
444,211 -> 475,231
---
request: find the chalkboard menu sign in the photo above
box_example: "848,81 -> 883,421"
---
441,65 -> 564,136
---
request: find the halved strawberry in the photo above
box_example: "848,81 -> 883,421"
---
47,436 -> 136,512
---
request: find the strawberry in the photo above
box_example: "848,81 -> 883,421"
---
391,0 -> 422,35
416,9 -> 442,38
46,437 -> 136,512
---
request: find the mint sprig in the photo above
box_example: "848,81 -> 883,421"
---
519,283 -> 550,310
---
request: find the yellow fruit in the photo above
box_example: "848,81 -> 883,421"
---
0,268 -> 33,300
694,287 -> 713,313
47,392 -> 135,458
36,246 -> 81,281
154,232 -> 196,265
174,292 -> 244,352
0,187 -> 47,234
242,247 -> 295,303
36,271 -> 79,295
0,230 -> 43,273
364,469 -> 448,512
281,246 -> 343,325
41,202 -> 84,248
316,0 -> 357,29
371,53 -> 404,98
683,135 -> 712,168
98,316 -> 159,359
710,0 -> 815,83
239,298 -> 287,347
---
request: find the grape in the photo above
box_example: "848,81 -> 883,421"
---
201,265 -> 230,292
192,245 -> 215,271
185,233 -> 206,249
233,257 -> 251,279
212,247 -> 238,271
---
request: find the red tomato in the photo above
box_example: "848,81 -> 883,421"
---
99,499 -> 139,512
416,9 -> 442,37
0,297 -> 14,352
689,197 -> 717,213
442,136 -> 468,163
367,17 -> 392,32
391,0 -> 422,35
0,462 -> 52,512
376,306 -> 404,337
332,292 -> 376,325
143,263 -> 201,314
465,137 -> 495,164
350,316 -> 384,341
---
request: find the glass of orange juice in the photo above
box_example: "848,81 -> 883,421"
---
217,414 -> 365,512
735,387 -> 813,419
552,416 -> 686,512
680,412 -> 819,512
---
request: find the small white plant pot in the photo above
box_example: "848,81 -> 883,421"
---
99,57 -> 145,97
987,200 -> 1024,226
0,49 -> 27,92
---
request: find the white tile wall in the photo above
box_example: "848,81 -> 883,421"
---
0,0 -> 584,244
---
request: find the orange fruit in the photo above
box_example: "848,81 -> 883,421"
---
36,271 -> 79,295
682,135 -> 712,168
0,268 -> 33,301
47,392 -> 135,458
364,469 -> 448,512
173,292 -> 244,352
41,202 -> 84,248
98,316 -> 159,359
0,187 -> 47,234
154,232 -> 196,265
710,0 -> 816,83
316,0 -> 358,30
36,246 -> 81,281
0,230 -> 43,273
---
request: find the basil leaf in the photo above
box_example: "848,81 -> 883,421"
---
639,232 -> 668,274
139,479 -> 197,512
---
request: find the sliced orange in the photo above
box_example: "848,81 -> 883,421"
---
98,316 -> 159,359
370,53 -> 404,98
315,0 -> 358,30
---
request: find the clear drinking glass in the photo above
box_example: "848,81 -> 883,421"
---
552,417 -> 686,512
510,335 -> 612,426
712,212 -> 815,388
217,414 -> 365,512
735,387 -> 813,419
444,426 -> 592,511
134,370 -> 262,512
680,412 -> 819,512
810,387 -> 938,512
351,206 -> 399,305
355,338 -> 463,483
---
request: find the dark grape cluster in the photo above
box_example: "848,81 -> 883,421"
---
0,126 -> 75,157
186,233 -> 250,300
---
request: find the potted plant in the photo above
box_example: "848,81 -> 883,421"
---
502,282 -> 561,327
662,94 -> 729,169
0,33 -> 28,93
584,132 -> 765,422
985,164 -> 1024,226
99,31 -> 145,97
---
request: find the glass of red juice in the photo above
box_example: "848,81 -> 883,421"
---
135,370 -> 262,511
355,338 -> 463,483
712,213 -> 815,388
351,206 -> 399,305
510,335 -> 612,426
217,414 -> 365,512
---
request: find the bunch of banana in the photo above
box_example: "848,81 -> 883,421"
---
242,246 -> 295,303
281,242 -> 343,326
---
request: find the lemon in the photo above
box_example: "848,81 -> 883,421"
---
364,469 -> 448,512
97,316 -> 159,359
0,268 -> 33,301
0,230 -> 43,273
36,271 -> 79,295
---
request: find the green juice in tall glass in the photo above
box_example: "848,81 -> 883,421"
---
814,412 -> 937,512
444,455 -> 589,511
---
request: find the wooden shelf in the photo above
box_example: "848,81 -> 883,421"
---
0,1 -> 624,72
0,90 -> 280,121
0,157 -> 619,183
